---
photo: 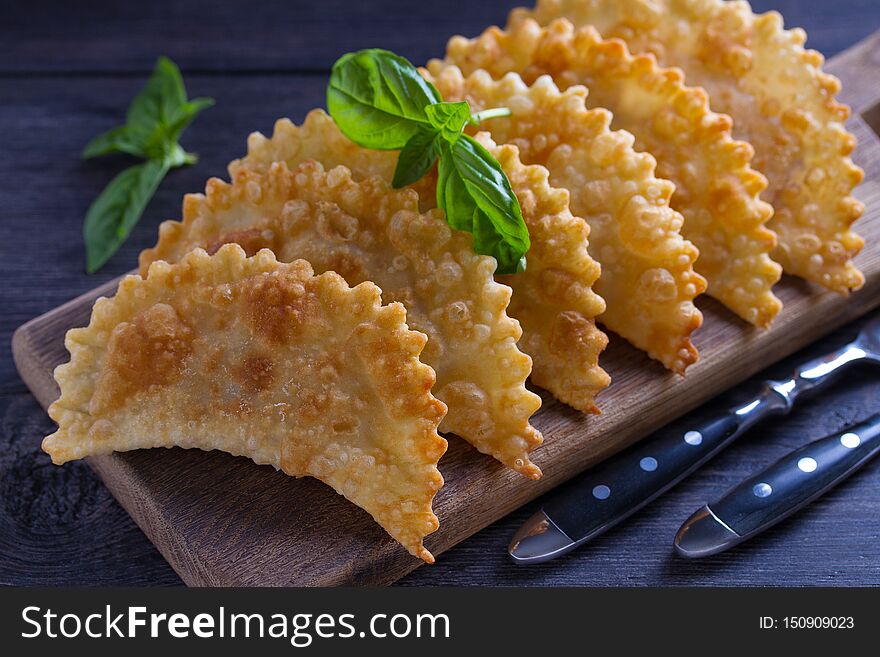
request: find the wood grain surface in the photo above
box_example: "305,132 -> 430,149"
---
3,0 -> 880,587
4,0 -> 877,74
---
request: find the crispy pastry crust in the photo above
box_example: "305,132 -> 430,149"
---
440,17 -> 781,327
516,0 -> 865,293
229,109 -> 398,183
480,134 -> 609,413
45,245 -> 447,562
426,65 -> 705,372
141,161 -> 544,478
228,108 -> 611,410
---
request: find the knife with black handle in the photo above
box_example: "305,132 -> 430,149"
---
508,314 -> 880,564
674,412 -> 880,558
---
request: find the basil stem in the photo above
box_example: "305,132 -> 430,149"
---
469,107 -> 512,125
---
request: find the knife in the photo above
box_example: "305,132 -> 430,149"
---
674,412 -> 880,558
508,313 -> 880,564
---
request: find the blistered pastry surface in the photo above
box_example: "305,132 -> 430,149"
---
516,0 -> 865,293
476,133 -> 609,412
427,64 -> 704,372
141,161 -> 544,477
229,107 -> 613,407
45,245 -> 447,562
441,17 -> 780,327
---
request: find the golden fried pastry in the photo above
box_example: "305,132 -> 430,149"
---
44,245 -> 447,562
230,109 -> 398,183
425,66 -> 705,372
440,17 -> 781,327
515,0 -> 865,293
484,135 -> 609,412
231,109 -> 610,412
140,160 -> 544,477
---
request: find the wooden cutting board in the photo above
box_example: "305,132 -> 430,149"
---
12,32 -> 880,586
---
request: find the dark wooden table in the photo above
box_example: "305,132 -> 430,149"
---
2,0 -> 879,587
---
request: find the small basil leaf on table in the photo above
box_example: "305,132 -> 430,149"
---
118,58 -> 211,160
393,129 -> 441,189
437,136 -> 529,275
164,97 -> 215,145
84,160 -> 170,274
80,56 -> 211,272
82,125 -> 146,160
328,48 -> 441,149
125,58 -> 187,142
425,101 -> 471,141
82,59 -> 212,163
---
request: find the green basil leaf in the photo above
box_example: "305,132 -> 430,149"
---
82,125 -> 146,159
81,57 -> 209,273
327,48 -> 442,150
325,48 -> 527,274
84,160 -> 169,273
164,97 -> 215,147
392,128 -> 440,188
425,101 -> 471,142
121,58 -> 213,160
437,136 -> 529,274
83,59 -> 212,163
126,57 -> 187,136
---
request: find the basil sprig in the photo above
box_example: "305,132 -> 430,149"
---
327,49 -> 529,274
82,57 -> 213,273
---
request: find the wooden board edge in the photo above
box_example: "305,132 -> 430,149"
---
86,455 -> 223,586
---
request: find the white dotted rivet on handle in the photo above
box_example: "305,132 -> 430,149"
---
798,457 -> 818,473
592,485 -> 611,500
840,433 -> 861,449
684,430 -> 703,446
753,482 -> 773,498
639,457 -> 658,472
